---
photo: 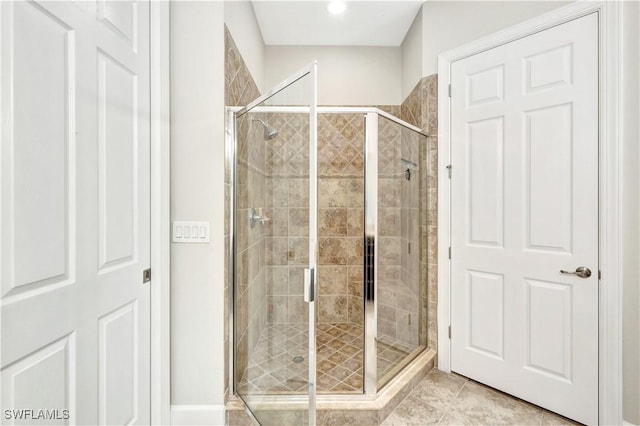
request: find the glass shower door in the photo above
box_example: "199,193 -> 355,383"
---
233,63 -> 318,425
374,115 -> 428,389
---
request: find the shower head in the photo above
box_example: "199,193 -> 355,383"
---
251,118 -> 279,140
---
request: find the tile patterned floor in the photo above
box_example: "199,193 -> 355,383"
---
377,340 -> 412,380
233,356 -> 582,425
382,369 -> 582,426
316,322 -> 364,393
237,322 -> 411,395
237,322 -> 362,394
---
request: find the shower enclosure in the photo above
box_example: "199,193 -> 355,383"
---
228,63 -> 430,425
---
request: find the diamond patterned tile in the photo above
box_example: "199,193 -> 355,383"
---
225,26 -> 260,108
318,114 -> 365,178
238,322 -> 365,395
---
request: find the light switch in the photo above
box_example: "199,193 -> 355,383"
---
173,221 -> 210,243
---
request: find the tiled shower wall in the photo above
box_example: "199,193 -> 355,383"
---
263,112 -> 310,325
316,106 -> 402,329
376,118 -> 421,351
400,75 -> 438,351
264,110 -> 413,330
224,26 -> 262,393
262,112 -> 367,327
317,113 -> 365,326
400,128 -> 421,319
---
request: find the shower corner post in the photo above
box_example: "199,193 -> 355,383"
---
225,107 -> 237,397
364,112 -> 379,396
308,61 -> 319,426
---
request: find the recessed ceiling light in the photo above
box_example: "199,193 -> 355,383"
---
327,1 -> 346,15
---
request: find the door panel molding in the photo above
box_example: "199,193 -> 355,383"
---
1,1 -> 164,423
437,2 -> 623,425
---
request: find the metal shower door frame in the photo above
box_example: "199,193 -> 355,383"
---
363,112 -> 378,397
226,100 -> 428,420
230,61 -> 319,425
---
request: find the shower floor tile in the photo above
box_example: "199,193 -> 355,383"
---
237,323 -> 361,394
238,322 -> 412,395
378,341 -> 411,380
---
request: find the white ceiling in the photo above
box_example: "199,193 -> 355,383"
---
251,1 -> 424,46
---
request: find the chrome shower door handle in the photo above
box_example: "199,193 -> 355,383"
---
304,268 -> 315,303
560,266 -> 592,278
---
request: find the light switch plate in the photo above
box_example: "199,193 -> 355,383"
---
173,221 -> 209,243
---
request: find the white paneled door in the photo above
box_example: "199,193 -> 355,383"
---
1,1 -> 150,424
450,13 -> 598,425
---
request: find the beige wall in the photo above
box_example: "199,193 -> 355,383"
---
401,1 -> 570,103
400,8 -> 423,101
265,3 -> 570,105
264,45 -> 401,106
224,0 -> 265,91
170,0 -> 226,415
622,1 -> 640,423
421,1 -> 570,76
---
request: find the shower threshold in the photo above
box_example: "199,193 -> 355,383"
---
226,348 -> 436,425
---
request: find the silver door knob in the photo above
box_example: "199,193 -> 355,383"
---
560,267 -> 592,278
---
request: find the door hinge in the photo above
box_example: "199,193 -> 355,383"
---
448,84 -> 452,97
143,268 -> 151,284
446,164 -> 452,179
448,325 -> 452,339
448,246 -> 452,259
598,270 -> 602,280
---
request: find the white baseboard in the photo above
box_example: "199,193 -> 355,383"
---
623,421 -> 637,426
170,404 -> 226,426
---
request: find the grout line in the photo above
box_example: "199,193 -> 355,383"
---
436,377 -> 468,425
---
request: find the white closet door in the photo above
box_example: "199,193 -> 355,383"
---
450,13 -> 598,425
1,1 -> 151,424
